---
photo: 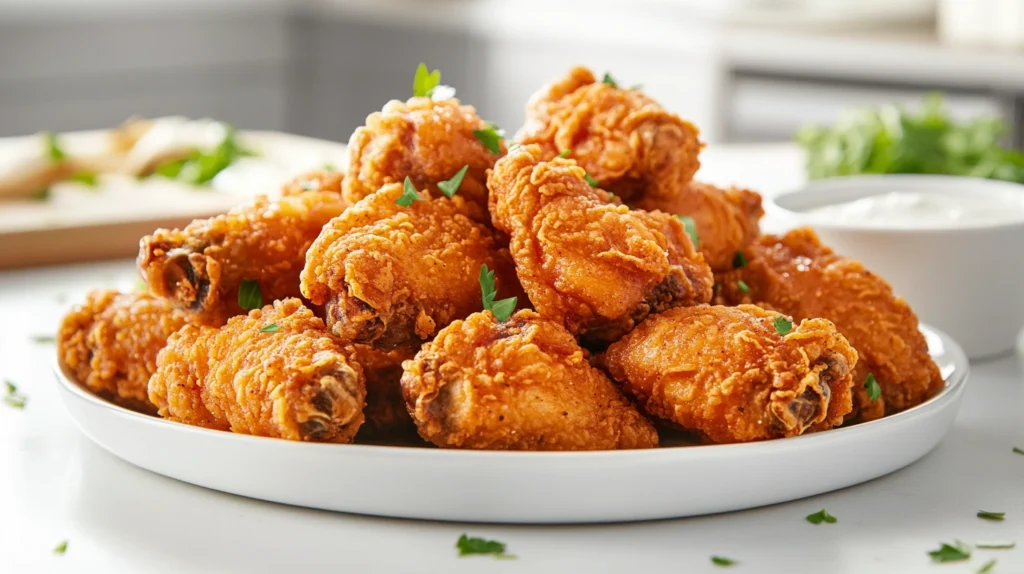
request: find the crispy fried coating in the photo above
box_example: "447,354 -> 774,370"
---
516,66 -> 702,202
149,298 -> 366,442
344,97 -> 503,213
632,181 -> 763,272
600,305 -> 857,444
301,182 -> 521,350
716,228 -> 944,422
487,144 -> 713,346
138,190 -> 345,326
351,344 -> 418,442
281,169 -> 344,197
401,310 -> 658,450
58,289 -> 188,413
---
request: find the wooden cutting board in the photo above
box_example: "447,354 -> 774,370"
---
0,131 -> 347,269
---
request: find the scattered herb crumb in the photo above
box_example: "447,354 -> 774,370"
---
456,534 -> 515,559
395,177 -> 423,207
773,315 -> 794,336
479,264 -> 517,322
260,324 -> 279,333
737,280 -> 750,293
601,72 -> 619,88
53,540 -> 68,555
30,335 -> 56,344
976,541 -> 1015,549
3,380 -> 27,409
558,149 -> 571,158
978,511 -> 1006,521
674,215 -> 699,248
805,509 -> 837,524
412,63 -> 441,98
583,173 -> 600,187
928,541 -> 971,563
711,556 -> 736,567
473,122 -> 505,154
237,280 -> 263,310
864,373 -> 881,402
978,559 -> 997,573
1013,447 -> 1024,455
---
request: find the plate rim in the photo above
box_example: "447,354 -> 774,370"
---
54,323 -> 969,461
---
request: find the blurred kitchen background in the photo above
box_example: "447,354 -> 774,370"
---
2,0 -> 1024,146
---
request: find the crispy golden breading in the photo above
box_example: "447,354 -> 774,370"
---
149,298 -> 365,442
301,182 -> 521,350
281,169 -> 344,197
58,289 -> 188,413
138,191 -> 345,326
401,310 -> 658,450
600,305 -> 857,444
487,144 -> 713,346
716,228 -> 944,422
516,66 -> 702,202
351,344 -> 418,442
632,181 -> 763,272
344,97 -> 503,214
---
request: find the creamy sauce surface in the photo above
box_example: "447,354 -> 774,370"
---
806,190 -> 1024,228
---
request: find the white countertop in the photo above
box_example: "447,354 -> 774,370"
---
2,145 -> 1023,574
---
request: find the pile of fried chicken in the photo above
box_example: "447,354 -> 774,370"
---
56,66 -> 944,449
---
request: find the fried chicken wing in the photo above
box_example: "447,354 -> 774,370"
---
487,144 -> 713,345
401,309 -> 658,450
301,182 -> 521,350
58,289 -> 188,413
138,190 -> 345,326
351,344 -> 418,442
516,66 -> 702,202
281,168 -> 343,197
716,228 -> 944,422
344,97 -> 503,214
149,298 -> 365,442
632,181 -> 763,272
600,305 -> 856,444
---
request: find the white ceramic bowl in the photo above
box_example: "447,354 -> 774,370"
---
769,175 -> 1024,359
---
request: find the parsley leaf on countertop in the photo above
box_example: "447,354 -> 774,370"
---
456,534 -> 515,559
4,380 -> 27,409
928,541 -> 971,563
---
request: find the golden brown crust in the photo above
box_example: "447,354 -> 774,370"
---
715,228 -> 944,422
633,181 -> 763,272
343,97 -> 503,215
301,182 -> 521,350
516,66 -> 702,202
58,289 -> 188,413
149,298 -> 366,442
138,190 -> 345,326
351,344 -> 418,442
400,310 -> 658,450
600,305 -> 857,444
281,169 -> 344,197
487,144 -> 713,346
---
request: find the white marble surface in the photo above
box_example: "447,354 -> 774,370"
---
2,145 -> 1024,573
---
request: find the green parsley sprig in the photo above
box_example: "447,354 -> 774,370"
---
737,280 -> 750,293
43,131 -> 65,162
602,72 -> 619,88
473,122 -> 504,154
260,324 -> 279,333
674,215 -> 700,248
396,177 -> 423,207
733,251 -> 747,268
4,380 -> 27,409
53,540 -> 68,555
557,149 -> 571,158
928,540 -> 971,563
864,373 -> 881,402
805,509 -> 837,525
151,125 -> 254,186
479,265 -> 517,322
438,165 -> 468,198
412,63 -> 442,98
238,280 -> 263,310
711,556 -> 736,567
773,315 -> 793,335
456,534 -> 515,559
978,511 -> 1005,521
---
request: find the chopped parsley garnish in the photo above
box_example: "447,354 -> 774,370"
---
865,373 -> 881,402
4,380 -> 27,410
438,165 -> 469,198
260,324 -> 279,333
976,541 -> 1015,549
473,122 -> 504,154
601,72 -> 619,88
928,541 -> 971,563
32,187 -> 51,201
237,280 -> 263,310
773,315 -> 793,336
733,251 -> 747,268
674,215 -> 700,248
479,264 -> 517,322
30,335 -> 55,344
1013,447 -> 1024,455
153,158 -> 187,178
737,280 -> 750,293
456,534 -> 515,559
805,509 -> 837,524
583,173 -> 600,187
53,540 -> 68,555
978,511 -> 1005,521
323,162 -> 337,172
412,63 -> 442,98
70,172 -> 99,187
711,556 -> 736,567
979,559 -> 997,574
43,131 -> 65,161
395,177 -> 423,207
557,149 -> 571,158
150,125 -> 254,186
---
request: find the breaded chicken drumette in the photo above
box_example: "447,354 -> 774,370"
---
281,168 -> 344,197
344,97 -> 503,215
58,289 -> 188,413
149,298 -> 366,442
487,144 -> 713,346
301,182 -> 521,350
351,344 -> 418,442
600,305 -> 857,444
632,181 -> 764,272
516,66 -> 702,203
716,228 -> 944,422
138,190 -> 345,326
401,309 -> 658,450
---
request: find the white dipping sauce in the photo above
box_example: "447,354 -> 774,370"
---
806,190 -> 1024,228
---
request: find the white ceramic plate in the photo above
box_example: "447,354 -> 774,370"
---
54,324 -> 968,524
